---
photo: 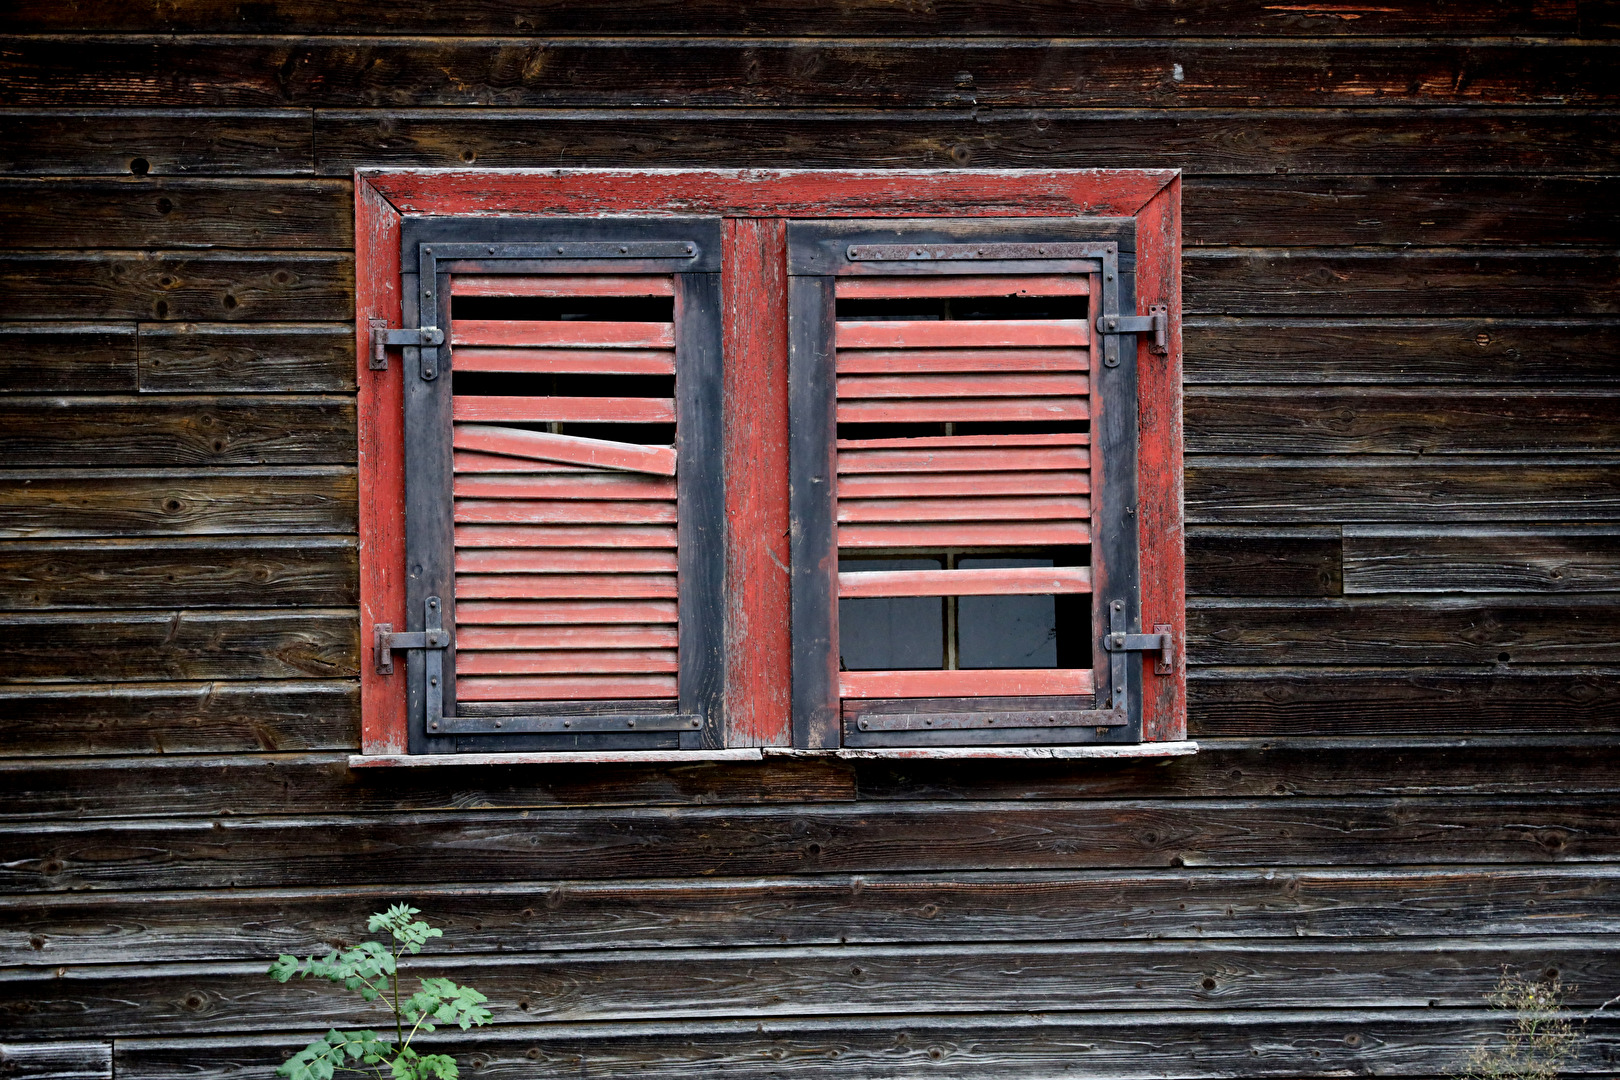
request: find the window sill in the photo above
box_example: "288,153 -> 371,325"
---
349,742 -> 1196,767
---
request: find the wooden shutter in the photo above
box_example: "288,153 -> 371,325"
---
788,221 -> 1145,749
399,219 -> 723,754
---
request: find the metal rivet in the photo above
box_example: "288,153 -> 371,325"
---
627,719 -> 635,727
619,245 -> 628,253
493,720 -> 502,728
563,720 -> 572,728
556,246 -> 564,253
430,677 -> 438,686
488,246 -> 495,254
430,722 -> 439,730
424,247 -> 431,253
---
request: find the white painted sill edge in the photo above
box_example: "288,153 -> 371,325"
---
348,742 -> 1197,768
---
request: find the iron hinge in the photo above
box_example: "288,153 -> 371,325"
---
373,622 -> 450,675
1096,304 -> 1169,355
368,319 -> 445,371
1102,624 -> 1175,675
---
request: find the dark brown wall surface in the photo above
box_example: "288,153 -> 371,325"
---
2,5 -> 1620,1077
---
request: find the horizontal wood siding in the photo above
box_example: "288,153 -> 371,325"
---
0,12 -> 1616,1080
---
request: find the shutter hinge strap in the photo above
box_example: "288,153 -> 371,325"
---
367,319 -> 445,371
1096,304 -> 1169,355
373,620 -> 450,674
1102,624 -> 1175,675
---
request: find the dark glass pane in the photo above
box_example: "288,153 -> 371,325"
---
838,558 -> 943,671
957,557 -> 1058,669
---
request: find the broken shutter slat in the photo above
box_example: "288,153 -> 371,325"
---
454,425 -> 677,476
454,396 -> 677,425
452,319 -> 676,348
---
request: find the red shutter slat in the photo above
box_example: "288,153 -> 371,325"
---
454,472 -> 677,501
835,275 -> 1089,299
838,470 -> 1089,499
456,599 -> 678,625
456,548 -> 677,574
837,319 -> 1089,349
455,649 -> 679,676
455,524 -> 678,548
454,425 -> 677,476
839,521 -> 1091,548
837,398 -> 1088,424
454,396 -> 676,425
837,372 -> 1090,399
838,495 -> 1090,523
452,275 -> 674,297
455,573 -> 678,599
457,625 -> 678,650
839,566 -> 1092,598
840,669 -> 1095,699
453,319 -> 675,348
454,347 -> 676,375
458,674 -> 679,702
837,347 -> 1088,374
455,499 -> 678,525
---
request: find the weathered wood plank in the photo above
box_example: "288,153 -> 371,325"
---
1186,457 -> 1620,523
0,1 -> 1583,35
1189,667 -> 1620,736
139,323 -> 353,392
7,938 -> 1619,1039
0,537 -> 355,610
7,864 -> 1620,965
8,738 -> 1620,822
0,468 -> 356,538
1341,526 -> 1620,594
106,1012 -> 1620,1080
0,111 -> 313,176
1185,527 -> 1342,597
6,794 -> 1619,892
1186,388 -> 1620,455
0,609 -> 356,682
313,110 -> 1620,177
0,396 -> 355,465
1185,248 -> 1620,316
0,680 -> 357,757
5,40 -> 1614,109
0,178 -> 350,249
0,252 -> 352,321
1189,596 -> 1620,665
1187,175 -> 1620,248
1183,318 -> 1620,386
0,324 -> 137,393
0,1042 -> 109,1080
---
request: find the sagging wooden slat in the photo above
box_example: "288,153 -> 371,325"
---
839,444 -> 1089,476
838,496 -> 1090,523
839,521 -> 1092,548
837,372 -> 1089,399
839,566 -> 1092,598
456,573 -> 677,600
456,548 -> 677,574
455,499 -> 678,525
835,276 -> 1089,299
454,472 -> 676,500
452,320 -> 675,349
837,347 -> 1088,375
451,275 -> 673,297
837,319 -> 1089,350
457,624 -> 677,650
840,668 -> 1095,699
459,674 -> 678,701
454,425 -> 677,475
454,396 -> 676,425
455,525 -> 678,549
455,451 -> 596,474
838,470 -> 1089,498
453,347 -> 676,376
838,397 -> 1088,423
455,649 -> 678,676
455,599 -> 677,625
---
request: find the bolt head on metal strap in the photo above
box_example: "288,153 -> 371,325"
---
368,322 -> 445,371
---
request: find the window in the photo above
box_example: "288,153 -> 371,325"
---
355,171 -> 1185,762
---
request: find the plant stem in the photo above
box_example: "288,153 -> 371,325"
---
393,930 -> 404,1049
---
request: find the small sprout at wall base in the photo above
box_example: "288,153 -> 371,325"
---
267,905 -> 492,1080
1455,971 -> 1583,1080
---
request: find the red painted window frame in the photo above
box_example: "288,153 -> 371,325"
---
355,169 -> 1184,757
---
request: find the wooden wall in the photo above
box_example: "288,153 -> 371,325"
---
3,5 -> 1620,1077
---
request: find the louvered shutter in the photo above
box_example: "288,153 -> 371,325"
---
398,218 -> 723,753
788,220 -> 1146,749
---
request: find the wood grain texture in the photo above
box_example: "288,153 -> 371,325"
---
1341,526 -> 1620,594
0,1 -> 1584,35
0,251 -> 352,321
0,1042 -> 109,1080
0,468 -> 357,538
0,536 -> 355,609
1186,457 -> 1620,523
6,40 -> 1614,109
0,178 -> 350,249
0,396 -> 355,465
6,863 -> 1620,966
0,111 -> 313,176
7,794 -> 1620,892
0,323 -> 137,393
1186,388 -> 1620,455
1189,667 -> 1620,736
1183,317 -> 1620,386
0,610 -> 357,682
138,323 -> 353,392
1188,596 -> 1620,665
1185,527 -> 1342,597
0,680 -> 358,756
8,938 -> 1620,1038
316,111 -> 1620,177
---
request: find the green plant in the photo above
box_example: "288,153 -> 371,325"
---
1456,971 -> 1582,1080
267,905 -> 492,1080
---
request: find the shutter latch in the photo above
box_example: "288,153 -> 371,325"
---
373,621 -> 450,674
1096,304 -> 1169,355
367,319 -> 445,371
1102,605 -> 1175,675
